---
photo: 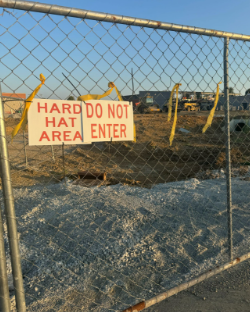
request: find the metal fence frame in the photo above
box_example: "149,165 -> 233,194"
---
1,1 -> 250,311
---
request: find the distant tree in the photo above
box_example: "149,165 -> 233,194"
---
222,87 -> 234,94
67,96 -> 75,101
245,88 -> 250,95
196,92 -> 201,99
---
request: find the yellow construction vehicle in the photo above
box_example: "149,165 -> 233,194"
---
162,100 -> 182,113
182,100 -> 201,111
135,94 -> 162,114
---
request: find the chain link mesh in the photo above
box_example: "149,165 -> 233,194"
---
0,6 -> 250,312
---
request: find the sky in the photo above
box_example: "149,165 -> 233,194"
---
0,0 -> 250,100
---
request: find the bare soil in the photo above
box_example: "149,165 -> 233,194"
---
5,111 -> 250,188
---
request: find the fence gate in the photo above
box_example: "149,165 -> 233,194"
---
1,1 -> 250,311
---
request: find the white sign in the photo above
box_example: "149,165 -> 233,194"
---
28,99 -> 134,145
82,100 -> 134,142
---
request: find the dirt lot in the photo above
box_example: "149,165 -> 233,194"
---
5,111 -> 250,188
3,111 -> 250,312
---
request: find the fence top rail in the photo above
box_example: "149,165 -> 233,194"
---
1,0 -> 250,41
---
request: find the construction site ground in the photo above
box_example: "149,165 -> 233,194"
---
5,110 -> 250,189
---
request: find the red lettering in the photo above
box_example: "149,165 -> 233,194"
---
45,117 -> 55,127
39,131 -> 50,141
38,102 -> 47,113
113,124 -> 119,138
117,104 -> 123,118
86,103 -> 93,118
69,117 -> 76,127
73,131 -> 82,141
62,104 -> 71,114
99,124 -> 105,138
57,117 -> 68,127
107,124 -> 112,138
63,131 -> 71,141
73,104 -> 81,114
121,124 -> 126,138
52,131 -> 61,141
108,104 -> 115,118
50,103 -> 61,113
124,105 -> 129,118
95,103 -> 102,118
91,124 -> 97,138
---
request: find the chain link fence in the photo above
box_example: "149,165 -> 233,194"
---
1,1 -> 250,311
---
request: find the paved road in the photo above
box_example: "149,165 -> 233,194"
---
146,259 -> 250,312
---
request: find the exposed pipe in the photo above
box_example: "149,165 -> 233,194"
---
223,37 -> 233,261
0,0 -> 250,41
0,84 -> 26,311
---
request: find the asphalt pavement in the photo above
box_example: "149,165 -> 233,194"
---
146,259 -> 250,312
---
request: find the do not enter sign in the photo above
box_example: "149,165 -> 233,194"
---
28,99 -> 134,145
82,101 -> 133,142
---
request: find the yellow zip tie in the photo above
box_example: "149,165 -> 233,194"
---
169,83 -> 181,146
12,73 -> 46,140
168,84 -> 181,122
202,81 -> 222,133
133,123 -> 136,143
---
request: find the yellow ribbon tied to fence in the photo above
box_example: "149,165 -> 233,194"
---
168,84 -> 181,122
202,81 -> 222,133
77,82 -> 123,102
12,73 -> 46,140
169,83 -> 181,146
77,82 -> 136,142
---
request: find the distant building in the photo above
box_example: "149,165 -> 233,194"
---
124,91 -> 172,108
138,91 -> 171,108
2,93 -> 26,114
200,92 -> 241,102
124,90 -> 248,110
217,94 -> 250,110
122,94 -> 140,106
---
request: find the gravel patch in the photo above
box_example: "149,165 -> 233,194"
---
2,176 -> 250,311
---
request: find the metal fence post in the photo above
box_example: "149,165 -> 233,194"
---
51,145 -> 55,162
224,37 -> 233,261
62,142 -> 66,184
0,85 -> 26,311
23,131 -> 28,167
0,206 -> 11,312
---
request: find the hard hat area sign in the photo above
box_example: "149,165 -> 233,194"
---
28,99 -> 134,145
